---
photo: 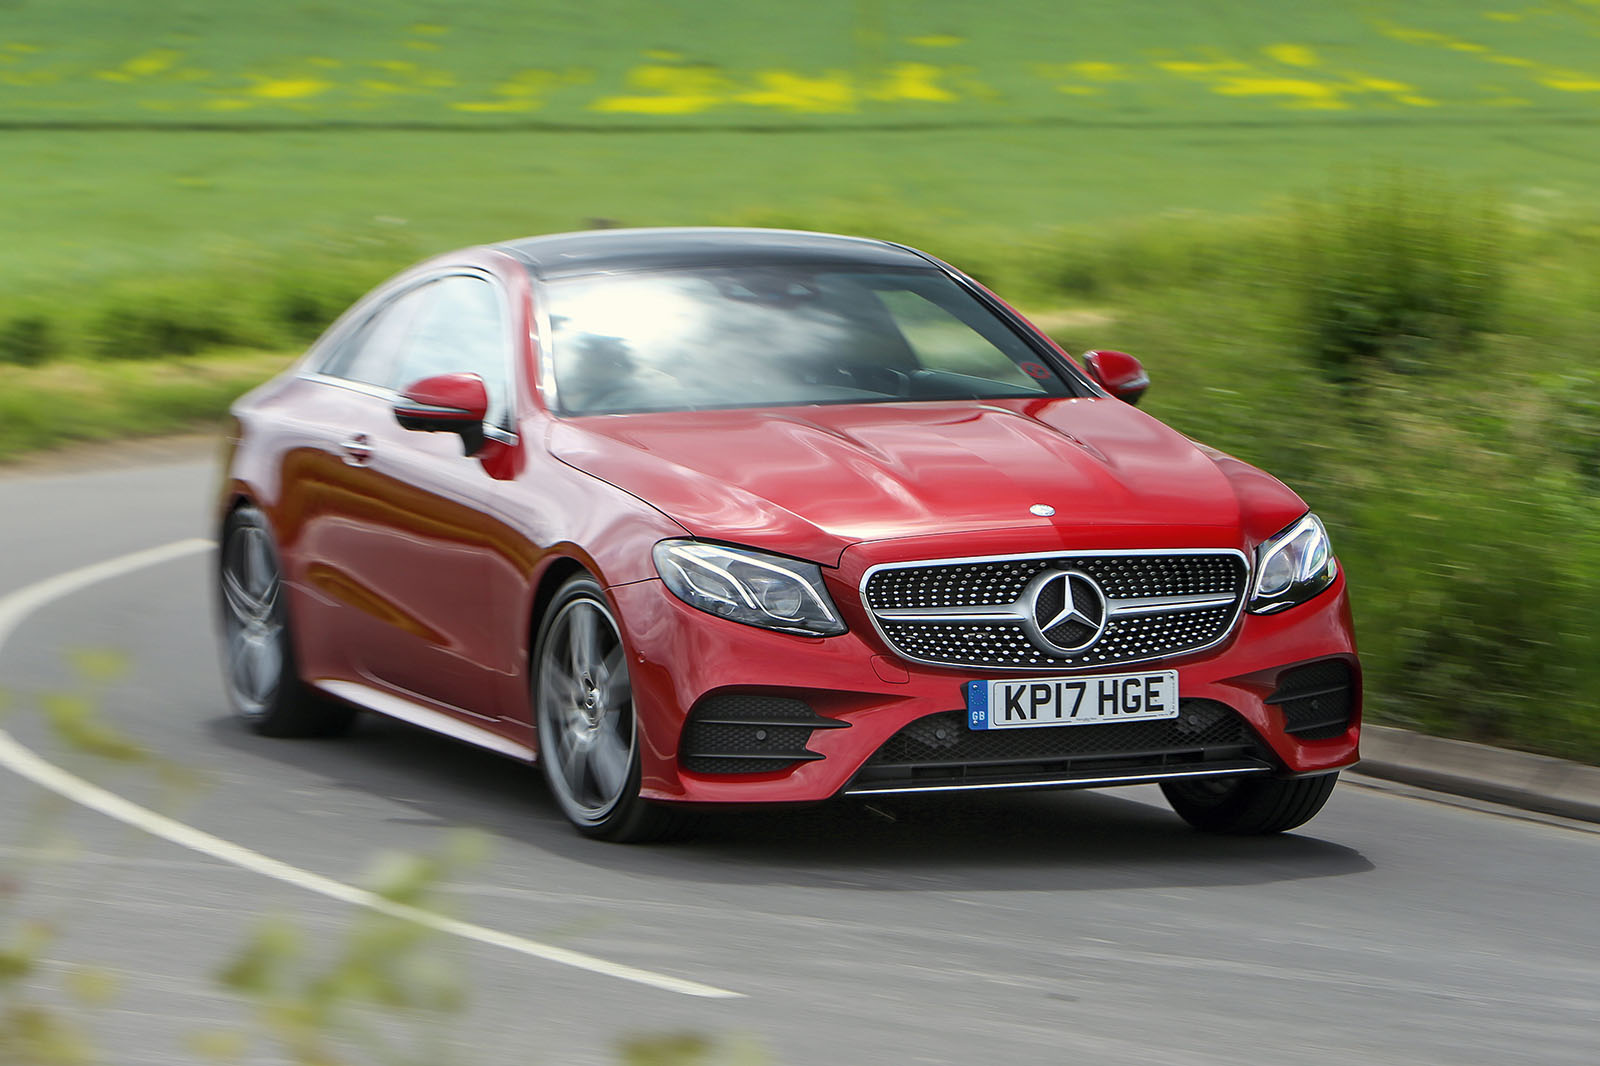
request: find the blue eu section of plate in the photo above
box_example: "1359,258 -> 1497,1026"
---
965,679 -> 989,730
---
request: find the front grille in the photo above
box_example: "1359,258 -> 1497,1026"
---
867,553 -> 1242,609
1268,659 -> 1355,740
850,698 -> 1270,791
679,694 -> 848,774
879,606 -> 1237,671
863,551 -> 1248,670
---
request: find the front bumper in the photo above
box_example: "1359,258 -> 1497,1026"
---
610,559 -> 1359,805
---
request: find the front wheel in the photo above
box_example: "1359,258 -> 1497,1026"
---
533,576 -> 678,842
1161,772 -> 1338,835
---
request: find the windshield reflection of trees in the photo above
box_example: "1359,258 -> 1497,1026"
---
548,269 -> 1044,414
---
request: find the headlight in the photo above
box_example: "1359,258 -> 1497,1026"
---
653,540 -> 847,637
1249,513 -> 1338,614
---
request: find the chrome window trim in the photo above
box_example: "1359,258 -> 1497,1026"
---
298,371 -> 519,446
857,547 -> 1251,674
299,371 -> 392,403
295,309 -> 369,377
302,266 -> 523,433
305,278 -> 425,382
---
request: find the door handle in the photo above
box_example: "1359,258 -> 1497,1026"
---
339,433 -> 373,466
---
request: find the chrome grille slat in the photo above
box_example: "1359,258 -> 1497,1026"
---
862,550 -> 1249,671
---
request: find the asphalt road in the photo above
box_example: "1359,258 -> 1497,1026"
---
1,453 -> 1597,1066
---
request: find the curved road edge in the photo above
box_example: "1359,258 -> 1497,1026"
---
1354,725 -> 1600,825
0,537 -> 743,1001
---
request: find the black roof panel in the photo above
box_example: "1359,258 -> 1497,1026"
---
497,227 -> 931,279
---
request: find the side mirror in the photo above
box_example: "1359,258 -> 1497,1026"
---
1083,350 -> 1150,406
394,372 -> 489,455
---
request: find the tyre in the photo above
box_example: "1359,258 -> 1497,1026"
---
1160,772 -> 1338,835
217,504 -> 355,738
533,575 -> 678,842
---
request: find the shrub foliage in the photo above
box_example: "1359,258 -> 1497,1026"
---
1295,176 -> 1506,382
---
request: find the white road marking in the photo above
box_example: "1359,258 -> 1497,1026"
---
0,538 -> 216,649
0,539 -> 743,1000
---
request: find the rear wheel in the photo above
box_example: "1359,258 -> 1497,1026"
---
1161,772 -> 1338,835
534,576 -> 678,842
218,505 -> 354,738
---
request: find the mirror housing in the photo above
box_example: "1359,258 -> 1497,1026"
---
1083,350 -> 1150,406
394,372 -> 489,455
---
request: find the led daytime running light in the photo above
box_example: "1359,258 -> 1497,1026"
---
1249,513 -> 1337,614
653,540 -> 846,636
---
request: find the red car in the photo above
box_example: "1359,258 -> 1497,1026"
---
216,228 -> 1359,841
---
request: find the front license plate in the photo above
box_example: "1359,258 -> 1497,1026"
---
966,671 -> 1180,730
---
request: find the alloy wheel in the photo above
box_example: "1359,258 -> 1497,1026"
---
537,594 -> 636,823
220,519 -> 284,716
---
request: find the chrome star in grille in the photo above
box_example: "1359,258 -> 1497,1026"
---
1028,570 -> 1108,654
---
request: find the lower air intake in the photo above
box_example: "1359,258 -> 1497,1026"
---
1268,659 -> 1356,740
679,694 -> 848,775
849,699 -> 1271,793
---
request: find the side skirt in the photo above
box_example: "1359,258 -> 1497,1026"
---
315,679 -> 536,763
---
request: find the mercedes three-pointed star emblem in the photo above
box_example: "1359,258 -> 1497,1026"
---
1023,569 -> 1109,655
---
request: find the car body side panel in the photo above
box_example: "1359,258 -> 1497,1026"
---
308,411 -> 525,722
219,246 -> 688,751
224,391 -> 688,737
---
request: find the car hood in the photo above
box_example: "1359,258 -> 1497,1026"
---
548,398 -> 1307,566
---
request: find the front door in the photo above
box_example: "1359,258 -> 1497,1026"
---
294,271 -> 526,726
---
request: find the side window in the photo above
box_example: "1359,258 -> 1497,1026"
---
393,276 -> 513,429
876,289 -> 1043,391
320,286 -> 432,389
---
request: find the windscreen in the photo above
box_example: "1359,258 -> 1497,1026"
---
545,266 -> 1075,415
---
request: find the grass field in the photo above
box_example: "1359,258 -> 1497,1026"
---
0,350 -> 290,457
5,1 -> 1600,289
8,1 -> 1600,129
3,2 -> 1599,762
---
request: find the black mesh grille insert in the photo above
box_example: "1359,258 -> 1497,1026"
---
853,698 -> 1267,790
1268,659 -> 1355,740
679,694 -> 846,775
878,606 -> 1236,670
866,553 -> 1244,611
864,552 -> 1247,669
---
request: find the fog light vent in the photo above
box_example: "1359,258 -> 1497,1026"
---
680,694 -> 848,775
1267,660 -> 1355,740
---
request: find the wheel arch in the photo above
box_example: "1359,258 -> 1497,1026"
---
219,489 -> 256,525
526,554 -> 593,656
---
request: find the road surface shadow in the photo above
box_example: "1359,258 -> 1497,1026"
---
204,710 -> 1374,893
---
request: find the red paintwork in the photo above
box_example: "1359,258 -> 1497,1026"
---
550,397 -> 1307,567
1082,350 -> 1151,405
611,573 -> 1358,804
396,371 -> 489,421
218,233 -> 1360,807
